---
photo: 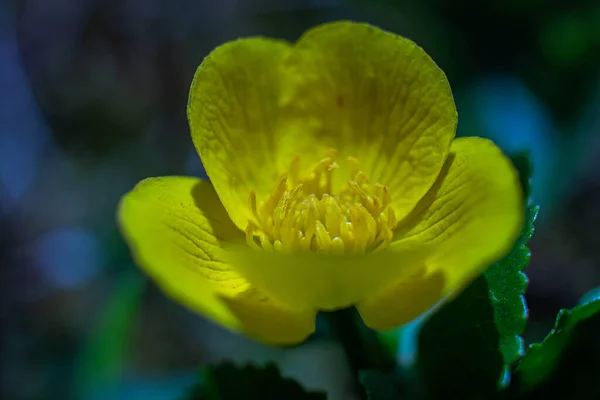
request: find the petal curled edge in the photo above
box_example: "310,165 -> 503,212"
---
188,38 -> 292,230
278,21 -> 457,219
117,176 -> 316,344
358,137 -> 523,330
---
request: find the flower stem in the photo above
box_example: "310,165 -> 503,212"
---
324,308 -> 396,395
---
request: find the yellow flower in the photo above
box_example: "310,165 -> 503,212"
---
118,21 -> 523,344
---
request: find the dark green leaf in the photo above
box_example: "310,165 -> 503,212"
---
418,275 -> 504,399
512,295 -> 600,398
187,363 -> 327,400
484,204 -> 538,367
416,154 -> 537,399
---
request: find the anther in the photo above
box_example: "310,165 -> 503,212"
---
244,151 -> 398,255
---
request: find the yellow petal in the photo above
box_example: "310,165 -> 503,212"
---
187,38 -> 292,230
278,21 -> 457,218
358,269 -> 445,330
225,240 -> 429,311
189,21 -> 457,232
221,288 -> 316,344
358,137 -> 523,330
118,176 -> 315,344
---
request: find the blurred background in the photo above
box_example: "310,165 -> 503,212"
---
1,0 -> 599,399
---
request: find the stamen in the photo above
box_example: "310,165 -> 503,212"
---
348,156 -> 360,178
315,221 -> 332,253
324,162 -> 338,195
245,223 -> 261,250
331,237 -> 345,255
259,235 -> 274,252
244,151 -> 398,255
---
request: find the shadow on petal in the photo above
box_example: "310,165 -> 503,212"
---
190,180 -> 245,243
358,268 -> 446,331
221,289 -> 317,346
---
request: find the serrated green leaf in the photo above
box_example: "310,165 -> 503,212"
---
186,363 -> 327,400
485,204 -> 538,367
513,295 -> 600,398
416,154 -> 537,398
418,275 -> 504,399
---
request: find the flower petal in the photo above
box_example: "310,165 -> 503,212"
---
189,22 -> 457,230
358,137 -> 523,330
358,269 -> 445,330
278,21 -> 457,218
225,241 -> 429,311
221,289 -> 317,344
118,176 -> 315,344
188,38 -> 292,230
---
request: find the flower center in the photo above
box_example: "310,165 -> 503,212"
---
246,150 -> 397,255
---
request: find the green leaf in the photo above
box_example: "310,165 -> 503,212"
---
77,271 -> 146,399
485,204 -> 538,367
512,294 -> 600,398
416,154 -> 537,398
484,151 -> 535,368
417,275 -> 505,399
187,363 -> 327,400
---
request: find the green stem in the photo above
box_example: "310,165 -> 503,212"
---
326,308 -> 370,375
325,308 -> 396,396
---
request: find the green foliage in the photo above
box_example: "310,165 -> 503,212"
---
77,271 -> 146,398
487,151 -> 536,368
512,295 -> 600,398
415,154 -> 537,399
187,363 -> 326,400
485,204 -> 538,367
417,276 -> 505,399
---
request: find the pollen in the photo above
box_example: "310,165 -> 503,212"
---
246,150 -> 398,255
